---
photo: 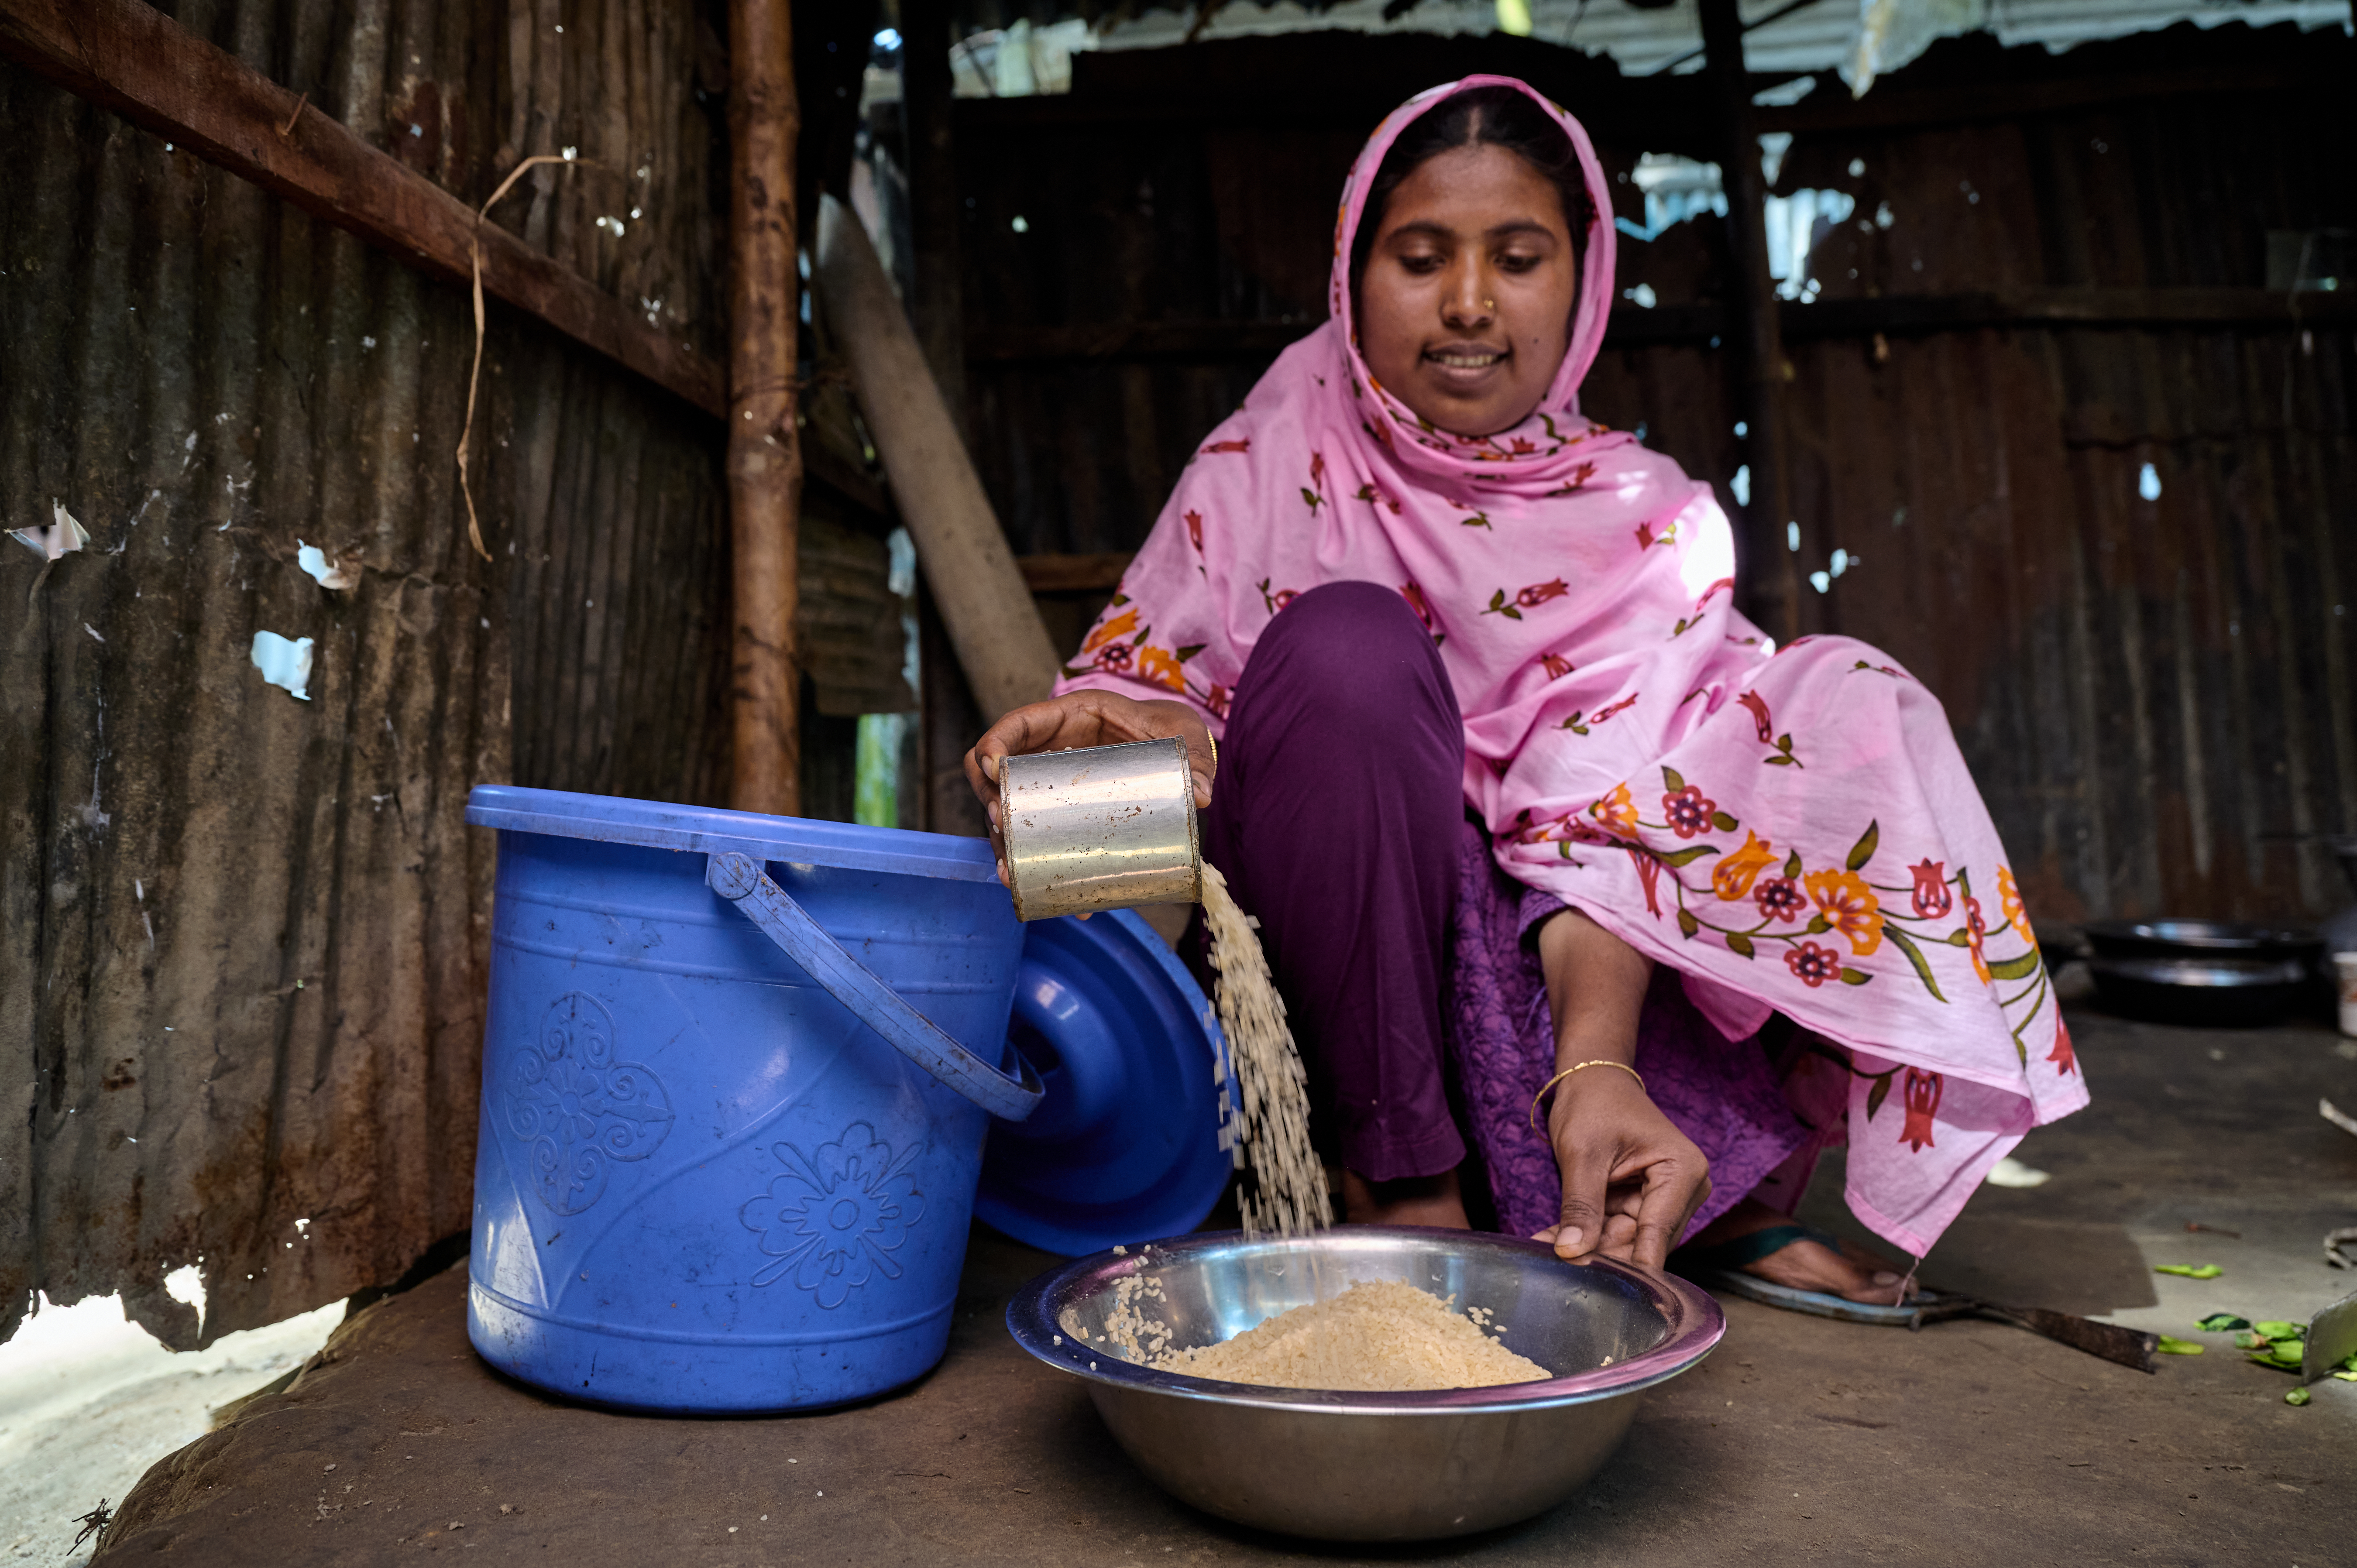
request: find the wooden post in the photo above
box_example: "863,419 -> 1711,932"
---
900,0 -> 963,830
727,0 -> 802,815
1701,0 -> 1804,645
899,0 -> 969,438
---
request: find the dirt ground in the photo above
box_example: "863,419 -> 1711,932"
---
87,1002 -> 2357,1566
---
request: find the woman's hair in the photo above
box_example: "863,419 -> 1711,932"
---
1347,84 -> 1595,291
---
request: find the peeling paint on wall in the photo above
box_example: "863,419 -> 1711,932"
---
248,631 -> 314,701
295,542 -> 356,591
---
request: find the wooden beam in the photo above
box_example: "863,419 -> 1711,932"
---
0,0 -> 725,420
967,319 -> 1317,364
952,89 -> 1711,154
963,290 -> 2357,367
1786,287 -> 2357,336
1017,552 -> 1134,594
950,68 -> 2319,137
1758,63 -> 2338,136
726,0 -> 804,816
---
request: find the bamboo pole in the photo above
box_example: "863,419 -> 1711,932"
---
814,195 -> 1060,722
726,0 -> 802,815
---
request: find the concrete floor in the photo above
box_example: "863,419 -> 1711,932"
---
89,1002 -> 2357,1566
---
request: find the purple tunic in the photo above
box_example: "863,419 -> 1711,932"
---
1199,581 -> 1829,1238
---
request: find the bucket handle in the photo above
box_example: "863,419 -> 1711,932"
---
706,851 -> 1044,1122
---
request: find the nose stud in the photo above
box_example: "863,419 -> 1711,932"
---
1483,298 -> 1495,311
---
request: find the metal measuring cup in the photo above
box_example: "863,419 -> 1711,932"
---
997,736 -> 1203,922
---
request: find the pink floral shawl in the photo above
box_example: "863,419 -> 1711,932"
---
1055,75 -> 2085,1257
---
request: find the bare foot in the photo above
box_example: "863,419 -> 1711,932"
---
1682,1197 -> 1911,1305
1340,1166 -> 1472,1229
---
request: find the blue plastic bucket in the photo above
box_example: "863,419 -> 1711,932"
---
462,787 -> 1041,1413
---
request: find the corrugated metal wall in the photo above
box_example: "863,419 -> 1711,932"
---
950,21 -> 2355,928
0,0 -> 740,1348
1750,25 -> 2357,924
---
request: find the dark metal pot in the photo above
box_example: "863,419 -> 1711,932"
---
2082,918 -> 2323,964
2084,955 -> 2316,1028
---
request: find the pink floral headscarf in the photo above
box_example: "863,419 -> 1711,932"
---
1327,76 -> 1624,473
1057,77 -> 2083,1258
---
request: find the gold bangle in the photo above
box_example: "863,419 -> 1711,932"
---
1528,1060 -> 1646,1133
1206,731 -> 1219,772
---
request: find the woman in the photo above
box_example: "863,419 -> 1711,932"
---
965,76 -> 2084,1304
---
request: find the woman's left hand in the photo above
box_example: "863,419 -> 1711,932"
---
1531,1069 -> 1711,1270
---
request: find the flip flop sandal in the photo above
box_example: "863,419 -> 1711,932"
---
1673,1223 -> 1972,1329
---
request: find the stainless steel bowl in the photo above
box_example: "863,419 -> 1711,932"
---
1005,1227 -> 1723,1541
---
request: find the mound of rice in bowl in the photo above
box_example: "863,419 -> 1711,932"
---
1109,1277 -> 1550,1393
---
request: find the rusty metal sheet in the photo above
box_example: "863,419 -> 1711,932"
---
1763,28 -> 2356,924
0,0 -> 746,1350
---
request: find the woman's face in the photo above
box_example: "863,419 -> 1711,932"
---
1356,142 -> 1580,439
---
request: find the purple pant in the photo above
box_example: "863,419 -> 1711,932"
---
1202,580 -> 1813,1235
1201,582 -> 1467,1182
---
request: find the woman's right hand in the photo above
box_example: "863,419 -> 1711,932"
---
963,690 -> 1217,887
1531,1068 -> 1711,1270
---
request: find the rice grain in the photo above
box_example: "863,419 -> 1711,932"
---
1200,864 -> 1331,1238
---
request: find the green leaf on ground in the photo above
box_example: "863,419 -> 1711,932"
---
2285,1388 -> 2311,1406
2253,1321 -> 2305,1341
2247,1347 -> 2304,1372
2195,1314 -> 2250,1333
2154,1336 -> 2204,1355
2153,1263 -> 2223,1279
